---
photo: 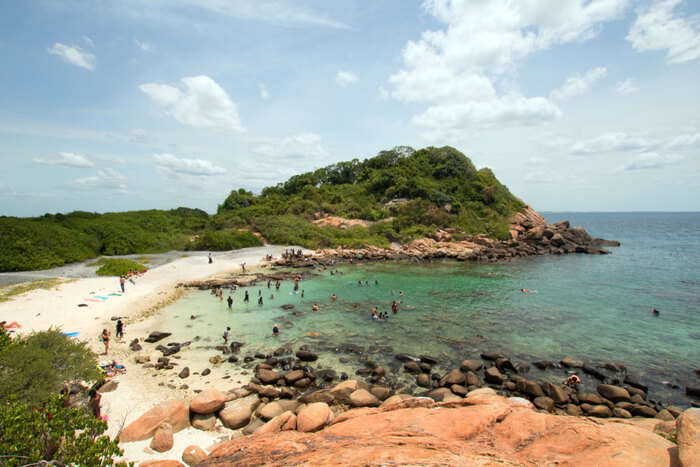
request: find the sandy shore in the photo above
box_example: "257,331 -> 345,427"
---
0,245 -> 305,464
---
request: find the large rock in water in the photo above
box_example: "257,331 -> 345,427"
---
120,400 -> 189,442
201,394 -> 676,466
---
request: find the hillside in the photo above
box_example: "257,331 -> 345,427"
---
214,145 -> 524,249
0,146 -> 524,272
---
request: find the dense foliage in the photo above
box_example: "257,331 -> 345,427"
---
0,146 -> 524,271
215,146 -> 524,248
0,329 -> 100,406
0,328 -> 126,466
95,259 -> 146,277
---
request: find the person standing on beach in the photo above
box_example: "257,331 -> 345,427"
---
119,276 -> 126,293
223,326 -> 230,344
208,252 -> 213,264
241,262 -> 246,272
227,295 -> 233,309
115,319 -> 124,340
244,291 -> 249,303
101,329 -> 110,355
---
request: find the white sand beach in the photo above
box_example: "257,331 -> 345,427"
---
0,245 -> 305,464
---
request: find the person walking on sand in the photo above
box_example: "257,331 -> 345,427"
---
101,329 -> 110,355
208,252 -> 213,264
241,262 -> 246,272
119,276 -> 126,293
223,326 -> 230,344
115,319 -> 124,340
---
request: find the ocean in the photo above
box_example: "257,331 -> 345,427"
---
144,212 -> 700,406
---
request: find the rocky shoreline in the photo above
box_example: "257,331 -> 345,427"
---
123,330 -> 699,466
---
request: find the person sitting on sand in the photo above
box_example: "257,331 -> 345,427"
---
565,374 -> 581,389
272,323 -> 279,335
1,321 -> 21,330
101,329 -> 110,355
88,389 -> 102,419
331,293 -> 337,301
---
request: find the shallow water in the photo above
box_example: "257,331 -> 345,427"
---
152,213 -> 700,406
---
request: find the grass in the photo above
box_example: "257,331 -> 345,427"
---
95,259 -> 146,277
0,278 -> 75,302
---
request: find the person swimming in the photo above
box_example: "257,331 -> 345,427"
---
392,301 -> 398,314
258,296 -> 264,305
652,308 -> 660,316
331,293 -> 337,301
312,304 -> 320,311
521,288 -> 537,293
272,323 -> 279,335
244,291 -> 249,302
371,310 -> 379,320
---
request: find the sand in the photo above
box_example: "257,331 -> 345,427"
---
0,245 -> 306,465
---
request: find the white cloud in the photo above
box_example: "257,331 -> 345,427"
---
551,66 -> 608,100
627,0 -> 700,63
135,39 -> 153,52
47,43 -> 95,70
619,152 -> 683,171
175,0 -> 348,29
34,152 -> 94,168
253,132 -> 328,160
258,83 -> 270,100
72,169 -> 127,192
139,75 -> 246,132
336,71 -> 358,87
615,78 -> 640,95
153,153 -> 226,176
667,132 -> 700,148
571,131 -> 657,155
389,0 -> 627,133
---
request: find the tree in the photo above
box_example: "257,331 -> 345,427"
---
0,329 -> 100,406
0,394 -> 126,466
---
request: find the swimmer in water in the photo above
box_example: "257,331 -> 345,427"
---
521,288 -> 537,293
272,323 -> 279,335
312,304 -> 320,312
331,293 -> 337,301
399,291 -> 403,297
258,296 -> 264,305
301,289 -> 305,297
652,308 -> 660,316
392,301 -> 398,314
244,291 -> 249,302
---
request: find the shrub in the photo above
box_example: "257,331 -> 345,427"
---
190,230 -> 262,251
95,259 -> 146,277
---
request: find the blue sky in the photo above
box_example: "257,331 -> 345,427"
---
1,0 -> 699,216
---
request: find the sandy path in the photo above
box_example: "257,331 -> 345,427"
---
0,245 -> 307,464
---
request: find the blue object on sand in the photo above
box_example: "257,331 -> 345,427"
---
108,293 -> 122,296
62,332 -> 80,337
94,296 -> 109,300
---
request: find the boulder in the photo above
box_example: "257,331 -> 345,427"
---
190,388 -> 226,414
541,382 -> 569,405
256,411 -> 297,435
370,386 -> 392,401
404,361 -> 421,373
597,384 -> 630,403
465,371 -> 479,387
145,332 -> 172,343
451,385 -> 468,397
566,404 -> 583,416
588,405 -> 612,418
655,409 -> 674,422
218,394 -> 260,430
98,380 -> 119,393
349,389 -> 380,408
258,401 -> 285,421
257,369 -> 283,385
579,393 -> 607,406
178,367 -> 189,379
623,375 -> 648,392
139,461 -> 183,467
677,408 -> 699,467
440,369 -> 466,387
612,408 -> 632,419
242,418 -> 266,435
191,413 -> 216,431
480,352 -> 503,361
285,369 -> 304,384
630,405 -> 658,418
120,400 -> 190,442
533,397 -> 554,412
581,364 -> 607,381
181,445 -> 207,467
297,402 -> 333,432
416,374 -> 431,388
460,360 -> 483,372
296,350 -> 319,362
299,389 -> 334,405
517,380 -> 544,398
150,423 -> 174,453
485,367 -> 504,385
560,357 -> 584,368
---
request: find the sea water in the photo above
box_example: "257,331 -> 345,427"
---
154,212 -> 700,406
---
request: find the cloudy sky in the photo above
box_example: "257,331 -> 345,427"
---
1,0 -> 699,216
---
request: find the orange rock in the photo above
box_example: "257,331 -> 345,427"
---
181,445 -> 207,466
677,408 -> 699,467
190,388 -> 226,414
296,402 -> 333,432
256,411 -> 297,435
139,460 -> 184,467
120,400 -> 189,442
201,394 -> 676,466
149,422 -> 174,453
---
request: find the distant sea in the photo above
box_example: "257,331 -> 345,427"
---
154,212 -> 700,407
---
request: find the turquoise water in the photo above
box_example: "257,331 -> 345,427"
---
156,212 -> 700,406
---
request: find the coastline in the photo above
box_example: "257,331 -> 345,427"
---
0,245 -> 302,464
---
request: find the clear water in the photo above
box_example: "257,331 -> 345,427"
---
154,212 -> 700,407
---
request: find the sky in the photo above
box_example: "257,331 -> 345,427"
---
0,0 -> 699,216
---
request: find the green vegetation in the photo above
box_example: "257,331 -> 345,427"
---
0,329 -> 100,406
0,328 -> 126,466
215,146 -> 524,248
0,146 -> 524,271
0,278 -> 74,303
95,259 -> 146,277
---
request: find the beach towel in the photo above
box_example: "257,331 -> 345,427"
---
108,293 -> 122,296
94,296 -> 109,300
62,331 -> 80,337
85,298 -> 102,303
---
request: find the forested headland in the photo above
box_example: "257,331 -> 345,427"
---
1,146 -> 524,272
